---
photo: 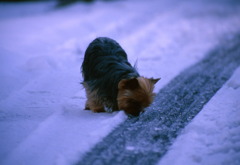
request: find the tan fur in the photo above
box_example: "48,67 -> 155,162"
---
83,83 -> 105,113
117,76 -> 159,115
137,77 -> 155,94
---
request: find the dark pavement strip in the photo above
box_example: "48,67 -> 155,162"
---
76,34 -> 240,165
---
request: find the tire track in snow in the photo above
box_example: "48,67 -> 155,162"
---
76,34 -> 240,165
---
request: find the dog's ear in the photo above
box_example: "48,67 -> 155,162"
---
149,78 -> 161,84
118,78 -> 139,90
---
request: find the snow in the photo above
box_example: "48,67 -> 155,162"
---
0,0 -> 240,164
0,2 -> 55,20
158,67 -> 240,165
2,110 -> 127,165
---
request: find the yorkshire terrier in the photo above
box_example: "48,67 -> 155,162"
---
81,37 -> 160,116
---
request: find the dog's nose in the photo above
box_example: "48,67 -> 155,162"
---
127,109 -> 141,117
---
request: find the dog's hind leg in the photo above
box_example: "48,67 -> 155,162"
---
83,84 -> 105,113
85,98 -> 105,112
88,98 -> 105,113
84,101 -> 90,110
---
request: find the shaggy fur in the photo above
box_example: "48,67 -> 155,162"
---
81,37 -> 160,116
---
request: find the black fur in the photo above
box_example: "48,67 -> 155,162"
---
81,37 -> 139,110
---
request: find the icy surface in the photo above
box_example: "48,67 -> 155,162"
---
158,67 -> 240,165
0,0 -> 240,164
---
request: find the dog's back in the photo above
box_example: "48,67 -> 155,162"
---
82,37 -> 130,81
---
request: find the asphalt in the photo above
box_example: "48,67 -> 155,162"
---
76,34 -> 240,165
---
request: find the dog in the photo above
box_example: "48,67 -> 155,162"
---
81,37 -> 160,116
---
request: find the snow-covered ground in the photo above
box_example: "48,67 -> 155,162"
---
0,0 -> 240,164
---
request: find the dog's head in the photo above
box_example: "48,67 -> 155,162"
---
117,77 -> 160,116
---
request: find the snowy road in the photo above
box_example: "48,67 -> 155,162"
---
0,0 -> 240,165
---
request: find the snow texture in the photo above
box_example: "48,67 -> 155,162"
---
0,0 -> 240,164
